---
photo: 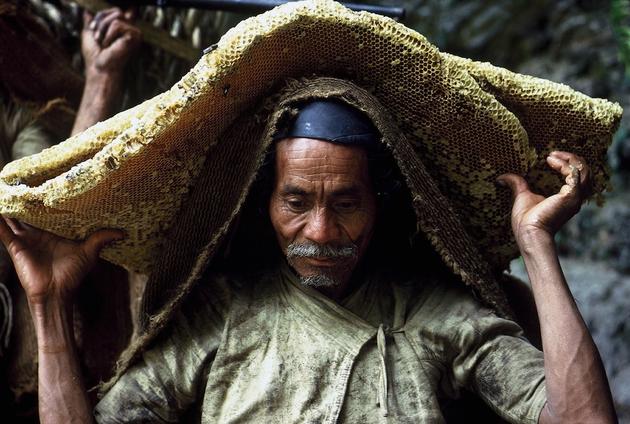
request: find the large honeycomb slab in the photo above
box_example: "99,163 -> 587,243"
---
0,0 -> 621,275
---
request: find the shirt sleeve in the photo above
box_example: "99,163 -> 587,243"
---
450,310 -> 547,424
411,281 -> 547,424
94,276 -> 231,423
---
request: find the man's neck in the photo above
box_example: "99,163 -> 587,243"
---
287,260 -> 368,303
313,283 -> 350,302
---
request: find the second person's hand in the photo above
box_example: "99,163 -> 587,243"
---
82,8 -> 142,79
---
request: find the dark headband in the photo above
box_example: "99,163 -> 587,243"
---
273,99 -> 380,148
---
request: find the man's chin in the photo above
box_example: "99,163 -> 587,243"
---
288,257 -> 355,289
299,274 -> 340,288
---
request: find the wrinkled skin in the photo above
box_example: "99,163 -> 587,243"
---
498,151 -> 593,247
269,138 -> 376,299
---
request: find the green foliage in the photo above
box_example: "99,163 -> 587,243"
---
611,0 -> 630,77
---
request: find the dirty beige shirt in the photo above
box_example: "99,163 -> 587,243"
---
95,265 -> 546,423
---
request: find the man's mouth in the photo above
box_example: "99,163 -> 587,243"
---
286,241 -> 358,262
304,257 -> 338,267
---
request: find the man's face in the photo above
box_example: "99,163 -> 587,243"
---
269,138 -> 377,292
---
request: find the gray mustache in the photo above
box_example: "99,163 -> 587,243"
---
286,242 -> 358,260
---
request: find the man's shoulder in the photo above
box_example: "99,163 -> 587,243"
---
403,273 -> 516,336
182,265 -> 282,316
399,271 -> 531,356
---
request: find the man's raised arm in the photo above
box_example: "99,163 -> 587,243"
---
0,217 -> 124,423
71,8 -> 141,136
498,151 -> 617,424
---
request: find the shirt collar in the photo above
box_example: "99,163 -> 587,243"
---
278,263 -> 377,354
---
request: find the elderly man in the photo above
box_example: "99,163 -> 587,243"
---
0,88 -> 618,422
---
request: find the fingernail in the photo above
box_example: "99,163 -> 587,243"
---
89,21 -> 96,30
495,179 -> 506,187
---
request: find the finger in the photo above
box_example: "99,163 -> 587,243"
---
548,153 -> 592,196
83,10 -> 94,32
4,217 -> 24,235
123,7 -> 138,21
549,150 -> 581,162
0,216 -> 17,249
101,19 -> 139,49
565,165 -> 580,189
557,180 -> 582,213
94,10 -> 124,44
106,26 -> 142,53
559,182 -> 578,196
82,229 -> 126,261
496,173 -> 530,201
549,151 -> 588,176
546,154 -> 570,174
95,10 -> 124,44
90,8 -> 118,31
567,154 -> 592,196
547,155 -> 581,185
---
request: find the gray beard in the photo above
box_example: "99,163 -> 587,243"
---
299,274 -> 339,288
286,242 -> 357,260
286,241 -> 359,288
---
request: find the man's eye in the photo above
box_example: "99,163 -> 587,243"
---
334,200 -> 359,213
286,199 -> 307,211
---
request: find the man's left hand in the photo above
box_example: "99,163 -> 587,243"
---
497,151 -> 592,248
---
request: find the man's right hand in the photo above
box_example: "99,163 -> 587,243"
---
72,8 -> 142,136
82,8 -> 142,80
0,218 -> 121,423
0,217 -> 123,306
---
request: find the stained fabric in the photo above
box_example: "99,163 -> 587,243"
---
95,265 -> 546,423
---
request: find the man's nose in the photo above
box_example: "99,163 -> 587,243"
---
302,207 -> 341,245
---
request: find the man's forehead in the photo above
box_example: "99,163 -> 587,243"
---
274,138 -> 371,185
278,182 -> 363,197
275,137 -> 369,165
